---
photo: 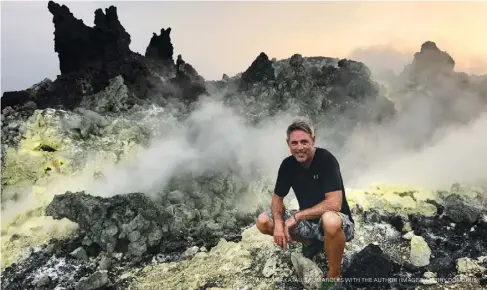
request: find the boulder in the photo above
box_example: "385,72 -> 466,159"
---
145,28 -> 174,65
1,1 -> 207,113
239,52 -> 275,89
342,244 -> 394,287
47,1 -> 131,75
409,235 -> 431,267
45,191 -> 167,257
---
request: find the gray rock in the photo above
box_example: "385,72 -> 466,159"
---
402,231 -> 414,240
457,257 -> 486,273
262,255 -> 278,277
82,236 -> 93,246
80,75 -> 130,113
147,228 -> 163,246
167,190 -> 185,204
183,246 -> 199,258
98,255 -> 111,270
45,191 -> 168,258
33,274 -> 50,287
444,194 -> 481,225
128,238 -> 147,257
70,246 -> 89,262
128,230 -> 141,242
74,270 -> 109,290
410,235 -> 431,267
291,252 -> 323,290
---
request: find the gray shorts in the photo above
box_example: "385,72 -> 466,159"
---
264,209 -> 355,242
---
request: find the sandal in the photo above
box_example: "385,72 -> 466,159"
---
319,278 -> 340,290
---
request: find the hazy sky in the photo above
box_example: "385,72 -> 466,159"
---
1,1 -> 487,93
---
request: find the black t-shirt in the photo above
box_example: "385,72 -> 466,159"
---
273,147 -> 354,224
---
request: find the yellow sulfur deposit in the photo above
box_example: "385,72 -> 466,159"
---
1,108 -> 148,270
1,187 -> 79,270
1,215 -> 78,270
131,226 -> 279,290
346,183 -> 438,217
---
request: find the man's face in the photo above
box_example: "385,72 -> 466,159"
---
287,129 -> 315,163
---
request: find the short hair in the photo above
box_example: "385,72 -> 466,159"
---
286,117 -> 315,140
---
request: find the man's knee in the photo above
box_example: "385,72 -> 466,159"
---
321,211 -> 342,236
256,212 -> 273,234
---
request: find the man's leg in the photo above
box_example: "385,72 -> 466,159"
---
256,211 -> 275,235
321,211 -> 346,278
256,211 -> 313,245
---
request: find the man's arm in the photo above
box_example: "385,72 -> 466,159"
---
294,190 -> 342,221
273,159 -> 291,218
271,194 -> 285,224
272,159 -> 291,249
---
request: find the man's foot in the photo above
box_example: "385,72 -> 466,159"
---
319,278 -> 340,290
301,238 -> 323,259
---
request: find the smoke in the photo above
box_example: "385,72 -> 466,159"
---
85,94 -> 297,198
3,45 -> 487,229
340,44 -> 487,191
85,77 -> 487,205
85,48 -> 487,201
342,112 -> 487,190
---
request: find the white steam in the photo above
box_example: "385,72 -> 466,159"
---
345,112 -> 487,189
87,96 -> 296,197
86,81 -> 487,201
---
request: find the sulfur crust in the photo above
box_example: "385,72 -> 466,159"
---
1,109 -> 145,270
130,226 -> 278,290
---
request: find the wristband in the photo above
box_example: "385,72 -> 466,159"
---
293,213 -> 298,222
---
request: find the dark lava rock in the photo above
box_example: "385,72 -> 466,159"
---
48,1 -> 131,75
410,213 -> 487,264
443,194 -> 482,225
334,58 -> 380,100
240,52 -> 275,89
46,191 -> 167,258
391,41 -> 487,149
408,40 -> 455,83
425,199 -> 444,216
145,28 -> 174,65
45,190 -> 257,259
429,254 -> 455,274
170,55 -> 207,102
387,214 -> 406,232
363,209 -> 383,224
342,244 -> 394,287
1,1 -> 207,113
0,233 -> 134,290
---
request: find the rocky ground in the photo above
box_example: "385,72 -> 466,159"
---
2,1 -> 487,290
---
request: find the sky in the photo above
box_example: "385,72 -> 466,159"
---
1,1 -> 487,93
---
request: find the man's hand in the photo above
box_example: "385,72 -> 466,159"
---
273,221 -> 288,249
284,215 -> 297,241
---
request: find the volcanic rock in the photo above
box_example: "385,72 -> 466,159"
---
48,1 -> 131,75
145,28 -> 174,65
290,253 -> 323,290
222,53 -> 396,139
1,1 -> 207,112
387,41 -> 487,149
45,191 -> 167,258
409,235 -> 431,267
342,244 -> 394,287
1,2 -> 487,289
406,41 -> 456,84
240,52 -> 275,89
443,193 -> 482,225
74,270 -> 109,290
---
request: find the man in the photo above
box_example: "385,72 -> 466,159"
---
256,118 -> 355,282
